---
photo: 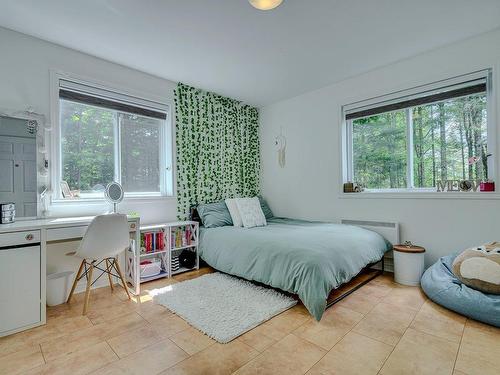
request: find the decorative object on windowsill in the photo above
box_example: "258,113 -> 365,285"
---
249,0 -> 283,11
436,180 -> 481,192
0,203 -> 15,224
105,182 -> 124,213
343,182 -> 363,193
436,179 -> 495,193
60,181 -> 74,198
480,180 -> 495,192
274,128 -> 286,168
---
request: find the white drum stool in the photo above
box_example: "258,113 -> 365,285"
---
393,243 -> 425,286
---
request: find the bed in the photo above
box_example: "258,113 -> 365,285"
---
198,217 -> 392,321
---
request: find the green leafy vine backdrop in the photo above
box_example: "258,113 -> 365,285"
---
175,83 -> 260,219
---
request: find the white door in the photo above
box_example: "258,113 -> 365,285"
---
0,136 -> 37,217
0,245 -> 41,334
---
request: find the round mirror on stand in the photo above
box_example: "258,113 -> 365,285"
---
105,182 -> 124,213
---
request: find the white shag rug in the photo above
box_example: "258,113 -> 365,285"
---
150,272 -> 297,343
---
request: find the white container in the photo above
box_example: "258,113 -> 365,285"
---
46,271 -> 74,306
140,259 -> 162,279
393,250 -> 425,286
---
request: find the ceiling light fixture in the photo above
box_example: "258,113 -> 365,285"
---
249,0 -> 283,11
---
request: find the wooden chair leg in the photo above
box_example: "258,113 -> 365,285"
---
67,259 -> 85,303
113,258 -> 131,300
105,259 -> 114,291
82,262 -> 94,315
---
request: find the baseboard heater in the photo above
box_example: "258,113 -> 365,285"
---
341,219 -> 398,273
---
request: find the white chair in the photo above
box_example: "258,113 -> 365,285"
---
67,214 -> 131,315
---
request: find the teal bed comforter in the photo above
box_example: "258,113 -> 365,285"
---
199,218 -> 391,320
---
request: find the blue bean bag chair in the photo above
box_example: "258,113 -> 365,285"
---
421,254 -> 500,327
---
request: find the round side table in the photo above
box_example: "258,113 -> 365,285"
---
393,244 -> 425,286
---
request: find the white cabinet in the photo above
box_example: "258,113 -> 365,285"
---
0,230 -> 41,336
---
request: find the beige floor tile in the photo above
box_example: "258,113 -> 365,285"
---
0,345 -> 45,375
336,289 -> 381,315
0,332 -> 40,358
294,305 -> 364,350
370,273 -> 397,286
151,314 -> 191,338
160,340 -> 259,375
135,301 -> 174,323
352,302 -> 417,346
0,315 -> 94,359
234,333 -> 326,375
382,286 -> 427,311
453,371 -> 469,375
93,338 -> 188,374
410,300 -> 466,343
87,301 -> 139,324
106,324 -> 163,358
255,304 -> 311,341
357,282 -> 395,299
169,327 -> 215,355
41,312 -> 146,362
25,342 -> 118,375
172,267 -> 215,282
454,320 -> 500,375
238,327 -> 277,352
380,328 -> 459,375
307,331 -> 393,375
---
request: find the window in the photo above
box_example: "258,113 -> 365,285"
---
54,77 -> 172,199
343,70 -> 492,191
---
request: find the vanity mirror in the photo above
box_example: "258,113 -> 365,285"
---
0,110 -> 49,219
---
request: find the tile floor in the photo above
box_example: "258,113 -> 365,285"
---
0,268 -> 499,375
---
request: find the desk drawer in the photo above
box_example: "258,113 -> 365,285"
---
47,226 -> 88,241
0,230 -> 41,248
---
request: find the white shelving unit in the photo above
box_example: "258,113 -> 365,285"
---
125,221 -> 199,295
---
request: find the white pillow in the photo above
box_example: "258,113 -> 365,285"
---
235,197 -> 267,228
225,198 -> 243,227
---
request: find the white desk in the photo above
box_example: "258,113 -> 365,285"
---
0,215 -> 140,337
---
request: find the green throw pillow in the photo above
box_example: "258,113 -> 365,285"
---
197,201 -> 233,228
259,196 -> 274,219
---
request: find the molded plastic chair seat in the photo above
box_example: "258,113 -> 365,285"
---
66,214 -> 131,315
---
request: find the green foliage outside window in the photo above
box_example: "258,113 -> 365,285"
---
352,93 -> 487,189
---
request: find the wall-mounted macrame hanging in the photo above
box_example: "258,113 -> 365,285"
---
274,128 -> 286,168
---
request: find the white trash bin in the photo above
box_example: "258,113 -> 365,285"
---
393,244 -> 426,286
46,271 -> 74,306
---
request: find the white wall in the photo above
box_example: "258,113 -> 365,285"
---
260,29 -> 500,267
0,27 -> 178,288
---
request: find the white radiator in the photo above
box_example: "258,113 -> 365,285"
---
341,219 -> 399,272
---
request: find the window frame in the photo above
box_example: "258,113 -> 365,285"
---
342,70 -> 495,194
50,71 -> 174,203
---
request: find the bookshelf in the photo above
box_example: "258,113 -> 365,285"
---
125,221 -> 199,295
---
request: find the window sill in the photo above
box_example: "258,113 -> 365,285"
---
51,195 -> 176,205
339,191 -> 500,200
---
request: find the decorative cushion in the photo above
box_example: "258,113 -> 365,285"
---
259,196 -> 274,219
235,197 -> 267,228
197,201 -> 233,228
452,242 -> 500,295
225,198 -> 243,227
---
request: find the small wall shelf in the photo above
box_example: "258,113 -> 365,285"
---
125,221 -> 199,295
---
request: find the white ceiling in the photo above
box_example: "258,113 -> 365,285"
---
1,0 -> 500,107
